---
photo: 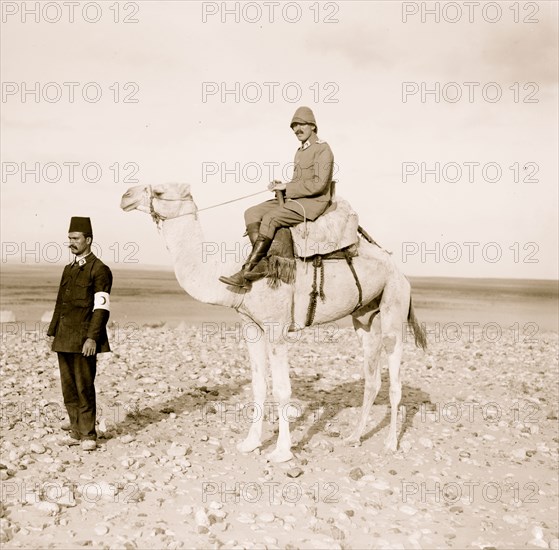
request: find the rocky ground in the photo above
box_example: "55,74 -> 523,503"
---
1,323 -> 558,549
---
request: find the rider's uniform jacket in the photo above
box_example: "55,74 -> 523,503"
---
284,133 -> 334,221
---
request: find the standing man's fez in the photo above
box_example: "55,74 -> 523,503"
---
290,106 -> 317,130
69,217 -> 93,235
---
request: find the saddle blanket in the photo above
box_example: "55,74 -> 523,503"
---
290,197 -> 359,258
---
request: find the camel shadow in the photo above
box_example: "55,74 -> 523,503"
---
110,369 -> 430,453
260,370 -> 431,453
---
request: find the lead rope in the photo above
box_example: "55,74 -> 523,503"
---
305,256 -> 325,326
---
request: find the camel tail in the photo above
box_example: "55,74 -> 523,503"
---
407,296 -> 428,350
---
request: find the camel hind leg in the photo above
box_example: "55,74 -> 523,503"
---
345,310 -> 383,445
380,274 -> 411,451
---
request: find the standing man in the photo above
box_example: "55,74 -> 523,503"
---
219,106 -> 334,288
47,217 -> 112,451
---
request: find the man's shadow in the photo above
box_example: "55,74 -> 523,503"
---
109,376 -> 251,439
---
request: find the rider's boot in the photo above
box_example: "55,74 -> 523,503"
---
219,235 -> 272,288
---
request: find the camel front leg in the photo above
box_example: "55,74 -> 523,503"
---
266,339 -> 294,463
237,323 -> 268,454
346,313 -> 383,445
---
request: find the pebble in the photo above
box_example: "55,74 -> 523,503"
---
236,512 -> 256,524
528,539 -> 549,549
503,514 -> 518,525
371,479 -> 390,491
29,443 -> 46,454
257,512 -> 275,523
34,501 -> 59,515
511,448 -> 526,460
167,444 -> 190,457
57,487 -> 76,508
94,524 -> 110,536
195,508 -> 211,531
399,505 -> 418,516
349,467 -> 364,481
287,467 -> 303,478
419,438 -> 433,448
120,435 -> 135,444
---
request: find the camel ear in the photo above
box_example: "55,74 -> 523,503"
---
151,184 -> 165,198
178,184 -> 191,198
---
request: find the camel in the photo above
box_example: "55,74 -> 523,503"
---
120,184 -> 427,463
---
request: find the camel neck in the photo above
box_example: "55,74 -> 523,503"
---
160,216 -> 240,309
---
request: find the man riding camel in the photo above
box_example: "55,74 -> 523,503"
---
219,106 -> 334,288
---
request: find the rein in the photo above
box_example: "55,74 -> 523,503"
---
145,185 -> 268,227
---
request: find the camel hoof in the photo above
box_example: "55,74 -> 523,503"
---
265,449 -> 294,463
237,438 -> 261,454
384,436 -> 397,453
344,435 -> 362,447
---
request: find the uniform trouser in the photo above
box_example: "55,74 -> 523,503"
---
57,352 -> 97,440
244,199 -> 306,240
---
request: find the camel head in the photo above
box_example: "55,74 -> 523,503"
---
120,184 -> 197,222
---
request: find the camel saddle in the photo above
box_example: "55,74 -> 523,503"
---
249,195 -> 361,288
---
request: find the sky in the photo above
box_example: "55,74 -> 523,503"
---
1,0 -> 558,279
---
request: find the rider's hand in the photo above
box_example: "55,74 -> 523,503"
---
268,180 -> 286,192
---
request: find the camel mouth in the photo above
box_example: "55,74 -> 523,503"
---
120,195 -> 140,212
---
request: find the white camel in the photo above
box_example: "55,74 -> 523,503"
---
120,184 -> 426,463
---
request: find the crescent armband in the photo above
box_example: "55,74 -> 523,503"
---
93,292 -> 111,312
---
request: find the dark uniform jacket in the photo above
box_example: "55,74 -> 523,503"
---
47,253 -> 112,353
284,133 -> 334,221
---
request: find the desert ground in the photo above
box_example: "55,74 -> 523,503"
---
1,266 -> 558,549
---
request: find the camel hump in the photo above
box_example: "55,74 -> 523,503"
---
290,196 -> 359,258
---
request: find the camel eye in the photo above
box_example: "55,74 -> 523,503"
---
153,190 -> 163,198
